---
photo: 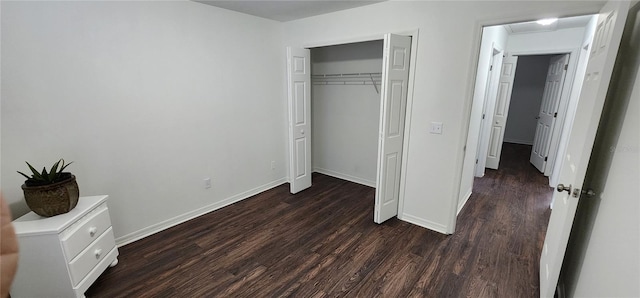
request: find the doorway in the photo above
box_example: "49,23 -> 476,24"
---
500,53 -> 571,174
478,48 -> 579,179
459,14 -> 599,216
310,40 -> 383,189
460,15 -> 597,215
286,33 -> 417,224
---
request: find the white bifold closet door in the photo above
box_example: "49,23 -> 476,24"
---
286,47 -> 312,194
374,33 -> 411,224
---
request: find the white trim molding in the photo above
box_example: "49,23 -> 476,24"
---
313,168 -> 376,188
400,213 -> 450,235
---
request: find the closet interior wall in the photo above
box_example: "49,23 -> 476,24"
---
310,40 -> 383,187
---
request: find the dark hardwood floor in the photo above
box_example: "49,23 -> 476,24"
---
87,143 -> 553,297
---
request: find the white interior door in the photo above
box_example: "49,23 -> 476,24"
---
374,33 -> 411,224
485,55 -> 518,169
530,54 -> 570,172
539,1 -> 629,297
287,47 -> 312,194
476,48 -> 504,177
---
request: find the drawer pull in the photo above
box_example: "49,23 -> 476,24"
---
89,227 -> 97,237
94,249 -> 103,259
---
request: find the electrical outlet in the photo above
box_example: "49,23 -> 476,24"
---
271,161 -> 276,170
204,177 -> 212,189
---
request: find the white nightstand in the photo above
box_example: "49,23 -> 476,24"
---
10,195 -> 119,298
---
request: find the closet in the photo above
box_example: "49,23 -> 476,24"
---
310,40 -> 383,188
287,33 -> 412,223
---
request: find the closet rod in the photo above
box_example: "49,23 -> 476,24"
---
312,72 -> 382,78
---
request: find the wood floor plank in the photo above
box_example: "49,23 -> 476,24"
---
86,143 -> 552,297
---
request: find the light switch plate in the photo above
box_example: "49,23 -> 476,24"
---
430,122 -> 443,134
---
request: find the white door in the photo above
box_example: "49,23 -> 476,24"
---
374,34 -> 411,224
539,1 -> 629,297
476,48 -> 504,177
530,54 -> 570,172
485,55 -> 518,169
286,47 -> 312,194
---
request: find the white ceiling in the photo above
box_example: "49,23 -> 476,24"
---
505,15 -> 595,34
193,0 -> 385,22
194,1 -> 595,33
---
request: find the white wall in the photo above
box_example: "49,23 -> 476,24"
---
504,55 -> 551,145
283,1 -> 604,233
1,1 -> 287,244
507,27 -> 586,54
0,0 -> 2,192
562,3 -> 640,295
459,25 -> 508,213
311,41 -> 382,187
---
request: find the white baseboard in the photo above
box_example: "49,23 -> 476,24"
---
457,189 -> 472,215
115,178 -> 288,247
313,167 -> 376,188
399,213 -> 450,235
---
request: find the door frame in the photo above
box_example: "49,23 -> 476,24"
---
476,48 -> 579,175
451,14 -> 598,233
508,48 -> 579,180
290,29 -> 420,221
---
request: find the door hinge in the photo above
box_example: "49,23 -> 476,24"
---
476,159 -> 479,164
482,114 -> 486,119
554,112 -> 558,118
490,65 -> 493,71
544,156 -> 548,161
564,64 -> 568,71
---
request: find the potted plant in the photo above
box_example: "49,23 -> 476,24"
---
17,159 -> 79,217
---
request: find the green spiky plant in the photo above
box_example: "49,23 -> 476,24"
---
18,159 -> 73,187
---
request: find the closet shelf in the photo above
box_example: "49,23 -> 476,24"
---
312,72 -> 382,78
312,72 -> 382,93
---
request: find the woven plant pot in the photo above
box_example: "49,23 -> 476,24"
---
22,175 -> 79,217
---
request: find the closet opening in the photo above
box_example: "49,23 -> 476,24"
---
310,40 -> 383,190
286,33 -> 414,225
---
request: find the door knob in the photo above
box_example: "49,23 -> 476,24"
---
300,129 -> 305,135
535,116 -> 540,119
556,184 -> 571,193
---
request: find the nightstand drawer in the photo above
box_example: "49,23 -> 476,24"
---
68,227 -> 116,286
60,203 -> 111,260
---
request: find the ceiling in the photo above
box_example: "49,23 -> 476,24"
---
193,0 -> 385,22
505,15 -> 594,34
193,1 -> 594,32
